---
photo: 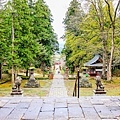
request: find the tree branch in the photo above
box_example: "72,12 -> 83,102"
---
104,0 -> 120,23
91,0 -> 102,28
104,0 -> 113,23
114,0 -> 120,21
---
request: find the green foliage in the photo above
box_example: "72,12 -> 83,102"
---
33,0 -> 59,68
0,0 -> 59,75
62,0 -> 86,72
63,0 -> 120,74
0,5 -> 12,64
63,0 -> 84,36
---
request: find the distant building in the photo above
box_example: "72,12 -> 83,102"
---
84,55 -> 103,76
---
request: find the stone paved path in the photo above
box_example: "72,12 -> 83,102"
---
0,96 -> 120,120
48,74 -> 68,97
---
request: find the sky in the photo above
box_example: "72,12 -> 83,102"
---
44,0 -> 72,50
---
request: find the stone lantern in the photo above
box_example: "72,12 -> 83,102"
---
24,66 -> 39,88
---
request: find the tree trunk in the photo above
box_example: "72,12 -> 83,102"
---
26,68 -> 29,76
41,62 -> 45,77
107,26 -> 115,81
0,63 -> 2,80
12,66 -> 15,86
12,13 -> 15,87
101,30 -> 107,80
104,0 -> 120,81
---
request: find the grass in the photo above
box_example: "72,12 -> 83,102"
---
0,79 -> 52,97
0,72 -> 52,97
0,73 -> 120,97
65,77 -> 120,96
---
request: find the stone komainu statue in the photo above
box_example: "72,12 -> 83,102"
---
95,75 -> 104,90
14,76 -> 22,91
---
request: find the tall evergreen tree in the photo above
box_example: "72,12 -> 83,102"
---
9,0 -> 40,79
0,3 -> 12,79
0,0 -> 59,78
63,0 -> 84,36
63,0 -> 85,72
33,0 -> 59,69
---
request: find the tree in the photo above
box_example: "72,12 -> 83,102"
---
89,0 -> 109,79
33,0 -> 59,69
64,0 -> 84,36
63,0 -> 120,78
0,0 -> 59,80
113,17 -> 120,69
0,3 -> 12,79
0,0 -> 41,81
11,0 -> 40,79
90,0 -> 120,80
63,0 -> 85,72
104,0 -> 120,80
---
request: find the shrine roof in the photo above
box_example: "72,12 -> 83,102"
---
84,55 -> 102,66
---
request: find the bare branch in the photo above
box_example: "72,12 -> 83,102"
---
114,0 -> 120,21
104,0 -> 120,23
91,0 -> 102,28
104,0 -> 113,23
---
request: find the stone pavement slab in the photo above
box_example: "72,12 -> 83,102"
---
41,103 -> 54,112
54,107 -> 68,119
55,102 -> 67,108
0,107 -> 14,120
37,111 -> 54,120
94,105 -> 117,119
68,106 -> 84,118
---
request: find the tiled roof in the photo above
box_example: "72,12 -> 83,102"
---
84,54 -> 102,66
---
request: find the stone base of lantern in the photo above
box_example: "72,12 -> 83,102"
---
24,79 -> 40,88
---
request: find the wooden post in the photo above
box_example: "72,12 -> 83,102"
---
78,70 -> 80,98
75,81 -> 76,96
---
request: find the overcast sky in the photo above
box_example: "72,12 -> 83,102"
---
44,0 -> 72,48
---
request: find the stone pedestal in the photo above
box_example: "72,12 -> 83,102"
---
24,79 -> 39,88
24,74 -> 39,88
10,87 -> 23,96
93,89 -> 106,96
